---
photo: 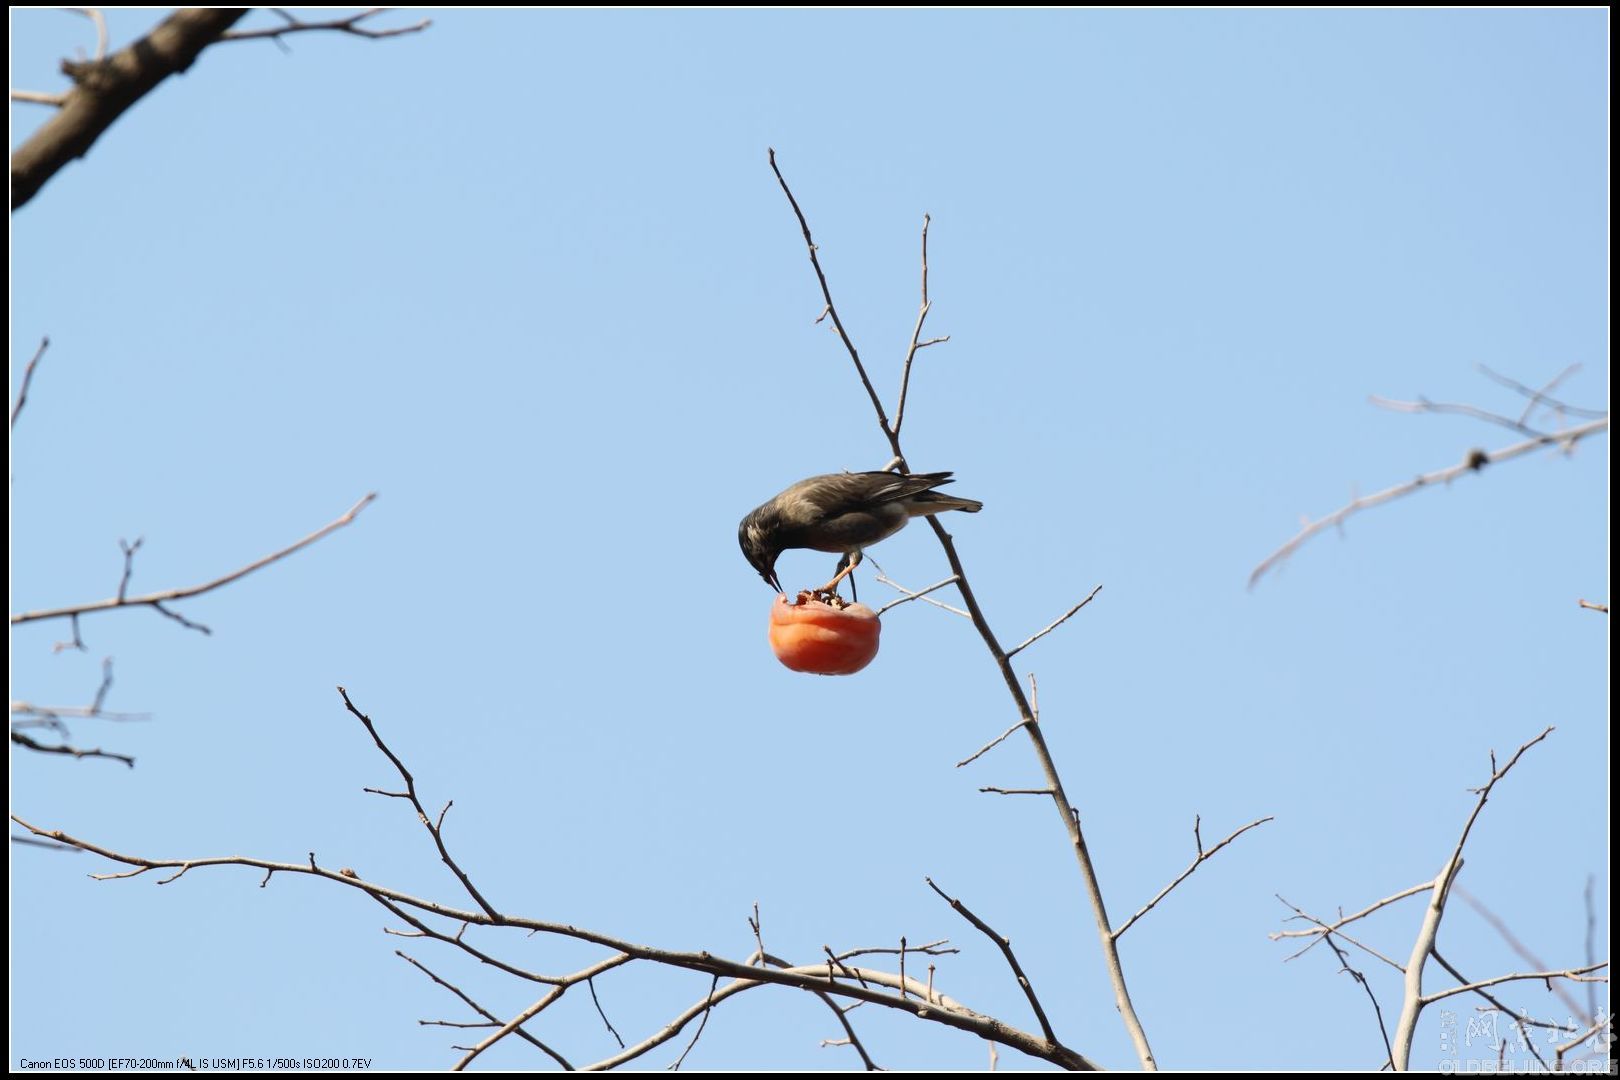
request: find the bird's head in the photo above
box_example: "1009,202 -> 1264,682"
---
738,512 -> 784,593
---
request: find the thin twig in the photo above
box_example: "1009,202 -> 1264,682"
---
372,892 -> 570,985
1369,395 -> 1545,438
1555,1016 -> 1614,1067
1113,816 -> 1273,939
10,89 -> 67,107
1270,881 -> 1432,958
1006,585 -> 1103,658
874,575 -> 960,616
11,834 -> 82,850
768,149 -> 895,442
396,950 -> 570,1068
221,8 -> 431,43
955,720 -> 1029,769
10,730 -> 133,767
588,976 -> 625,1049
926,877 -> 1058,1045
1250,420 -> 1608,588
12,494 -> 377,627
1421,963 -> 1608,1005
1317,924 -> 1395,1068
1584,876 -> 1599,1021
872,572 -> 969,618
116,538 -> 143,603
10,337 -> 49,429
1477,364 -> 1606,422
338,686 -> 499,921
833,940 -> 957,962
1274,896 -> 1406,973
892,213 -> 942,440
454,988 -> 568,1071
1454,885 -> 1586,1019
669,975 -> 721,1070
66,8 -> 109,60
1429,948 -> 1554,1069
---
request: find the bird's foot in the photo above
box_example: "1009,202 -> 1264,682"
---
816,563 -> 858,599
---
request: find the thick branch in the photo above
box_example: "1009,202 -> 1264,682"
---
1390,727 -> 1555,1070
11,9 -> 249,210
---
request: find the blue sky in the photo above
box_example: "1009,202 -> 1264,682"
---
11,8 -> 1608,1071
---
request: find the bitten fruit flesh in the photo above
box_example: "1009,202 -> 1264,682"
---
768,592 -> 881,675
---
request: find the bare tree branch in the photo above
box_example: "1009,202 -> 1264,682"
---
220,8 -> 431,45
1113,815 -> 1274,939
926,876 -> 1058,1046
396,950 -> 571,1069
872,570 -> 969,619
1429,948 -> 1556,1070
1420,963 -> 1607,1005
1005,586 -> 1103,659
339,686 -> 500,922
10,337 -> 49,429
11,729 -> 133,767
12,9 -> 427,210
1555,1015 -> 1615,1067
874,574 -> 959,616
70,8 -> 110,62
892,213 -> 945,440
1316,921 -> 1395,1068
12,677 -> 1103,1070
1390,727 -> 1556,1070
1369,395 -> 1546,439
1269,881 -> 1431,956
1274,896 -> 1407,973
12,493 -> 376,629
11,9 -> 249,210
1454,886 -> 1587,1020
1250,419 -> 1608,588
1477,364 -> 1606,422
769,148 -> 1156,1068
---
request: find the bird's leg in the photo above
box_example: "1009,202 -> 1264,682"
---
817,551 -> 862,599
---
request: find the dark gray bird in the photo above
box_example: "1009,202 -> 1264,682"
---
739,471 -> 983,594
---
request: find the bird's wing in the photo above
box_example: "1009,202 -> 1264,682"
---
791,471 -> 956,520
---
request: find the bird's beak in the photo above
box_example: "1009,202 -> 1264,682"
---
762,567 -> 783,593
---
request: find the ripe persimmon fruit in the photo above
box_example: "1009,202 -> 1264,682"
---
768,591 -> 881,675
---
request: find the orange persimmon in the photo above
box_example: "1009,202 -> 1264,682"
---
768,592 -> 881,675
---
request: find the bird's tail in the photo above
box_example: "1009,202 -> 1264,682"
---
907,491 -> 984,515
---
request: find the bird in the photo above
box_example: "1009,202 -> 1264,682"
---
739,471 -> 983,595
